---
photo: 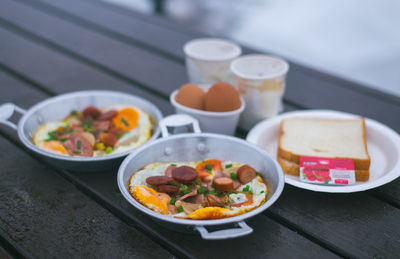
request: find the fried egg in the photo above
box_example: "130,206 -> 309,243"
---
33,121 -> 69,155
99,104 -> 152,155
32,104 -> 153,157
129,160 -> 268,220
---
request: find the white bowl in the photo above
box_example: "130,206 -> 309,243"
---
170,87 -> 245,136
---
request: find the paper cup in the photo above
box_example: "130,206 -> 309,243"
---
230,54 -> 289,130
184,38 -> 241,84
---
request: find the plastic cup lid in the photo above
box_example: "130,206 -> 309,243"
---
184,38 -> 242,61
230,54 -> 289,80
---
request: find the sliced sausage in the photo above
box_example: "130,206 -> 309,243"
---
92,120 -> 111,132
100,133 -> 118,147
108,124 -> 123,135
157,185 -> 179,194
164,166 -> 174,177
232,180 -> 241,190
97,110 -> 118,121
171,166 -> 198,183
237,165 -> 257,184
82,106 -> 101,119
63,133 -> 93,157
213,177 -> 233,191
146,176 -> 173,186
207,194 -> 228,207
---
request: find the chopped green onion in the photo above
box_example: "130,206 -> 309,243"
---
177,206 -> 184,213
59,138 -> 67,142
181,189 -> 192,195
194,178 -> 200,184
170,164 -> 177,167
248,190 -> 253,195
256,172 -> 262,177
230,172 -> 237,180
72,151 -> 81,154
77,140 -> 81,149
197,187 -> 208,194
243,185 -> 250,192
120,118 -> 129,126
116,132 -> 124,139
180,184 -> 192,195
205,165 -> 212,171
169,182 -> 179,187
225,164 -> 232,169
44,131 -> 57,142
106,147 -> 113,154
260,190 -> 265,194
83,119 -> 93,127
170,198 -> 176,205
208,190 -> 217,195
70,110 -> 78,116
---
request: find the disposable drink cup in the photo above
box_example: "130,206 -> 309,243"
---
184,38 -> 241,84
230,54 -> 289,130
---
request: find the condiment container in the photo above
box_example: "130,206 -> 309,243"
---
230,54 -> 289,130
184,38 -> 241,84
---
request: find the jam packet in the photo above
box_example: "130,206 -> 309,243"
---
299,156 -> 356,185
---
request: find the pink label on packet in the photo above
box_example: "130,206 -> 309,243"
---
299,156 -> 356,185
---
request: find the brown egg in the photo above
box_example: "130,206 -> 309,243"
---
205,82 -> 241,112
175,84 -> 206,110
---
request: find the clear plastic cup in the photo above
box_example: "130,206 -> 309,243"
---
230,54 -> 289,130
184,38 -> 241,84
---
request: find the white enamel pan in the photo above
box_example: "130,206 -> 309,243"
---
117,114 -> 284,240
0,90 -> 163,172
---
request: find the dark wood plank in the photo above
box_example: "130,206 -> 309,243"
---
61,170 -> 340,259
0,0 -> 186,98
0,135 -> 173,258
0,246 -> 13,259
268,186 -> 400,258
19,0 -> 400,130
0,25 -> 173,115
0,63 -> 339,259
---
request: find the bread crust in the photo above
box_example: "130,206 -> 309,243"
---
277,156 -> 370,182
278,117 -> 371,170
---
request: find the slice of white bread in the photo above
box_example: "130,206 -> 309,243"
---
277,117 -> 370,181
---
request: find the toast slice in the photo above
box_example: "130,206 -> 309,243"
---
277,117 -> 370,181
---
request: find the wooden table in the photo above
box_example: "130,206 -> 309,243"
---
1,0 -> 399,258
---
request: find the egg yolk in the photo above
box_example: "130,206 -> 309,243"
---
196,159 -> 222,179
43,141 -> 68,154
133,185 -> 170,215
113,107 -> 139,131
186,207 -> 230,220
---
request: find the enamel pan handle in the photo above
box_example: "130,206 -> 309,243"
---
195,221 -> 253,240
159,114 -> 201,138
0,103 -> 26,131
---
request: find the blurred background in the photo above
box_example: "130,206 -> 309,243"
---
102,0 -> 400,97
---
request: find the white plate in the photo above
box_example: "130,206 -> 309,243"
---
246,110 -> 400,193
